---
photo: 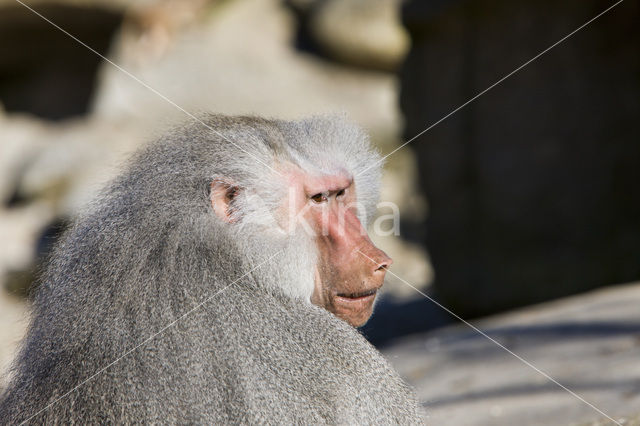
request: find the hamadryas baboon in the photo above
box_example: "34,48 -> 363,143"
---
0,114 -> 423,424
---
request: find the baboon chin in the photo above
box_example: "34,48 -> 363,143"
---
0,114 -> 423,424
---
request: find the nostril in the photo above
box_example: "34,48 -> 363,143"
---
374,257 -> 392,273
375,263 -> 388,272
360,247 -> 393,274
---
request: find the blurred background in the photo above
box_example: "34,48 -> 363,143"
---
0,0 -> 638,424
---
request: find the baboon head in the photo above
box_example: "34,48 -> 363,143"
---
165,114 -> 390,327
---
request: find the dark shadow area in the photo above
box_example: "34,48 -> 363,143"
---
412,319 -> 640,362
0,4 -> 123,120
400,0 -> 640,318
361,293 -> 457,347
3,155 -> 34,208
362,287 -> 640,349
443,321 -> 640,343
3,219 -> 69,299
423,378 -> 640,407
283,0 -> 324,56
282,0 -> 403,72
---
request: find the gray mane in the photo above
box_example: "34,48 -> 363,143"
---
0,114 -> 422,424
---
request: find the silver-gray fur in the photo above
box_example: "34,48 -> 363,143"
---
0,114 -> 423,424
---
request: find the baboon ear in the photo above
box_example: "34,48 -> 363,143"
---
210,179 -> 241,223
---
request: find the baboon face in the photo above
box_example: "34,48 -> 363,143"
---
281,166 -> 392,327
210,162 -> 391,328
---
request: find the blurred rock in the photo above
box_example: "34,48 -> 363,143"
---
0,3 -> 122,120
93,0 -> 403,137
0,289 -> 28,390
401,0 -> 640,317
308,0 -> 409,71
0,203 -> 54,296
15,118 -> 142,215
4,219 -> 69,298
372,233 -> 432,299
0,113 -> 142,296
0,109 -> 47,204
385,282 -> 640,425
0,0 -> 431,300
119,0 -> 214,66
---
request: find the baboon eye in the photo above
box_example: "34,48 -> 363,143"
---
311,193 -> 328,203
226,186 -> 239,201
336,189 -> 345,198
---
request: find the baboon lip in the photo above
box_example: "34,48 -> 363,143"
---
336,289 -> 378,299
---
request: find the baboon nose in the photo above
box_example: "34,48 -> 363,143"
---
372,252 -> 392,274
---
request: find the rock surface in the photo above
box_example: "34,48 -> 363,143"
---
308,0 -> 409,70
383,282 -> 640,425
0,0 -> 429,297
0,292 -> 29,390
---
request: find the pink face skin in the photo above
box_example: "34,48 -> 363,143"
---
210,166 -> 392,327
282,167 -> 393,327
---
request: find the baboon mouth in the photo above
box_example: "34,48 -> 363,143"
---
337,289 -> 378,300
